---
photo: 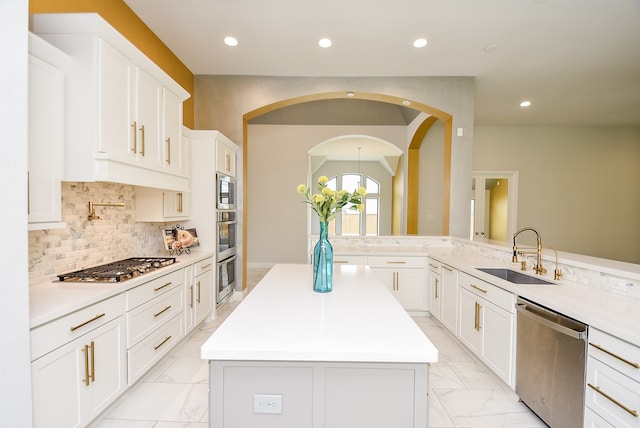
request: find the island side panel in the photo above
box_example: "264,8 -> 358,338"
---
209,360 -> 429,428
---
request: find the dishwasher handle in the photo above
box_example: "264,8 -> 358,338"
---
516,302 -> 587,341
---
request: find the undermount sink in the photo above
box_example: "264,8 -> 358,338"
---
476,268 -> 554,285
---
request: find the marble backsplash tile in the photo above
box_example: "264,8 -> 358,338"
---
28,182 -> 176,286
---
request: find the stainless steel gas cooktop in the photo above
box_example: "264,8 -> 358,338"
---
57,257 -> 177,283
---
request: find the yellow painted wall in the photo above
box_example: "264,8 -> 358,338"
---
488,180 -> 508,242
30,0 -> 195,128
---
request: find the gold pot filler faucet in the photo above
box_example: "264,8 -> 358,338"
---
512,227 -> 563,280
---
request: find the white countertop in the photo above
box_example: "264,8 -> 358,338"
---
200,264 -> 438,363
426,247 -> 640,346
29,250 -> 214,329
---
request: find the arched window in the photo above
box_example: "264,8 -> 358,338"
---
327,174 -> 380,236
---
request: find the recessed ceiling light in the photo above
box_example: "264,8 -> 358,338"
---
224,36 -> 238,47
402,100 -> 411,106
520,100 -> 532,107
413,38 -> 428,48
346,91 -> 356,97
319,38 -> 332,48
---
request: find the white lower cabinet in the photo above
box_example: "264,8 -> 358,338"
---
428,260 -> 442,320
457,272 -> 515,387
367,256 -> 428,314
185,255 -> 214,333
440,263 -> 458,334
31,295 -> 126,428
586,327 -> 640,428
125,268 -> 186,385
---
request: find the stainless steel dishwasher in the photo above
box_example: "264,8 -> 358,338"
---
516,298 -> 588,428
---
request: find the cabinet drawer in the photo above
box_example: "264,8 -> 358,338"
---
458,272 -> 515,313
30,293 -> 125,361
333,255 -> 367,265
194,256 -> 214,276
366,256 -> 426,269
127,313 -> 184,385
586,356 -> 640,427
126,285 -> 184,348
428,259 -> 441,274
589,328 -> 640,382
125,268 -> 183,310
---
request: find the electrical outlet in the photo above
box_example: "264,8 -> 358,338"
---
253,394 -> 283,414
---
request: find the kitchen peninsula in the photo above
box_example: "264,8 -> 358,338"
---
201,264 -> 438,428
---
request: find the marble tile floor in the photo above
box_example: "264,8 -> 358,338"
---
90,270 -> 547,428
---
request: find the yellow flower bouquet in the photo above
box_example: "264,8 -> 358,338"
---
297,176 -> 367,223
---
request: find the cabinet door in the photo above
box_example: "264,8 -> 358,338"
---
32,340 -> 84,428
163,191 -> 190,219
395,269 -> 428,312
216,141 -> 236,177
134,67 -> 162,169
28,52 -> 64,226
31,317 -> 126,428
162,88 -> 186,175
184,264 -> 196,333
429,272 -> 441,320
481,302 -> 514,385
458,288 -> 482,355
440,265 -> 458,334
195,269 -> 214,325
85,316 -> 127,420
98,40 -> 135,162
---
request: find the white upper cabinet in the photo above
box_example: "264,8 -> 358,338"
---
28,33 -> 69,230
216,138 -> 237,177
32,13 -> 191,192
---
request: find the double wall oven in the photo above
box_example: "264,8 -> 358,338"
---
216,173 -> 237,304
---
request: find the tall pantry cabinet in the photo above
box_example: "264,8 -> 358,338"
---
185,130 -> 240,301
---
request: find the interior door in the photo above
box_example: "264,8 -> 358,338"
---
471,172 -> 518,242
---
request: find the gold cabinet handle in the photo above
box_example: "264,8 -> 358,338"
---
335,260 -> 350,264
474,302 -> 482,331
588,383 -> 638,417
443,265 -> 453,272
226,152 -> 231,172
386,261 -> 406,264
90,341 -> 95,383
83,344 -> 90,386
189,285 -> 194,308
589,342 -> 640,369
201,263 -> 212,270
176,192 -> 183,213
428,263 -> 439,269
70,313 -> 106,332
131,121 -> 137,153
153,305 -> 172,318
166,137 -> 171,164
471,284 -> 488,294
154,335 -> 172,350
139,124 -> 145,155
153,282 -> 172,292
435,278 -> 439,299
197,280 -> 201,304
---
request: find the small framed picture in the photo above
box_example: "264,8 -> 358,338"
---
163,227 -> 199,254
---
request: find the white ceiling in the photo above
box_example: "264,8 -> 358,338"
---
123,0 -> 640,126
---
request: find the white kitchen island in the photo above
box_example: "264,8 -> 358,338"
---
201,264 -> 438,428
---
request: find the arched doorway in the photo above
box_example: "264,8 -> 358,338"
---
241,91 -> 453,289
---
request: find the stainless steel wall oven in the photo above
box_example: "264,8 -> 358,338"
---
216,210 -> 237,304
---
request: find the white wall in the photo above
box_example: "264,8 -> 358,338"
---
474,125 -> 640,264
1,0 -> 33,425
196,75 -> 475,265
247,124 -> 406,264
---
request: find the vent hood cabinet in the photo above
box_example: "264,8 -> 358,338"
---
32,13 -> 191,192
